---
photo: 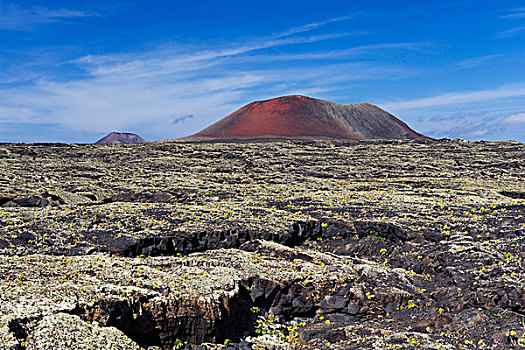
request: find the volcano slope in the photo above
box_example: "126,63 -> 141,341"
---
189,95 -> 428,141
0,139 -> 524,350
96,132 -> 147,144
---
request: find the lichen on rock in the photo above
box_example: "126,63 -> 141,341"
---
25,313 -> 140,350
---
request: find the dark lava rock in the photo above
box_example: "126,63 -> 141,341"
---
0,139 -> 523,349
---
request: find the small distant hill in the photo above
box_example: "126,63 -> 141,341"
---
187,95 -> 428,141
95,132 -> 147,144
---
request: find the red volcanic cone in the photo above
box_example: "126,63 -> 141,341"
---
190,95 -> 428,140
95,132 -> 147,144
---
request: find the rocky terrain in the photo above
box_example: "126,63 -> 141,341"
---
96,132 -> 147,144
0,138 -> 524,349
189,95 -> 428,140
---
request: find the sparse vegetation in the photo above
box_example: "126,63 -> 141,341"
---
0,139 -> 523,349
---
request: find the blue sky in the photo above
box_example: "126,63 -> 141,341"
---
1,0 -> 525,143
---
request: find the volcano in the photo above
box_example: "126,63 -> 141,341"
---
190,95 -> 428,140
95,132 -> 147,144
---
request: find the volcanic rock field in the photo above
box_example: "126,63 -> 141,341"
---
1,139 -> 524,349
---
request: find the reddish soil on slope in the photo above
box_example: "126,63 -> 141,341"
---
96,132 -> 147,144
191,95 -> 428,140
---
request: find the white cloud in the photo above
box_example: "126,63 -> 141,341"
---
500,8 -> 525,20
412,111 -> 507,141
0,16 -> 421,141
68,15 -> 364,79
454,54 -> 502,69
467,128 -> 489,137
503,113 -> 525,124
74,32 -> 358,80
495,26 -> 525,39
242,42 -> 435,61
383,85 -> 525,111
0,3 -> 99,30
276,15 -> 358,37
0,59 -> 403,140
495,8 -> 525,38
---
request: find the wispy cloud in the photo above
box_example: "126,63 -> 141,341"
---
0,16 -> 418,141
414,111 -> 490,123
247,42 -> 436,61
276,15 -> 358,37
0,3 -> 100,30
411,109 -> 513,140
500,8 -> 525,20
495,26 -> 525,39
71,32 -> 358,80
454,54 -> 502,69
502,113 -> 525,124
172,114 -> 194,125
496,8 -> 525,38
384,85 -> 525,111
0,59 -> 404,139
397,100 -> 525,141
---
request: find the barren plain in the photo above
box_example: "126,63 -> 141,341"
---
0,139 -> 524,349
